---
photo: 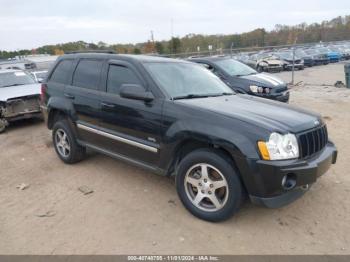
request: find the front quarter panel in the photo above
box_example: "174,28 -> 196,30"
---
159,101 -> 269,171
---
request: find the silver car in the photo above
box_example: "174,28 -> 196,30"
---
0,69 -> 42,133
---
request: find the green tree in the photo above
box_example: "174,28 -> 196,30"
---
133,48 -> 141,54
169,37 -> 181,54
155,42 -> 165,54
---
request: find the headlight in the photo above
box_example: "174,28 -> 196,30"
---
250,85 -> 271,94
258,132 -> 299,160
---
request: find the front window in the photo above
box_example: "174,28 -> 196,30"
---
0,71 -> 36,88
144,62 -> 233,99
277,52 -> 294,60
214,59 -> 257,77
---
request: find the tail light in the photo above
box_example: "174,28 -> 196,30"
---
41,83 -> 47,103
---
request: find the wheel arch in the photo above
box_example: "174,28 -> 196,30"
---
47,97 -> 76,129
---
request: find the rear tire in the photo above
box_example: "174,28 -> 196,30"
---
52,119 -> 86,164
176,149 -> 243,222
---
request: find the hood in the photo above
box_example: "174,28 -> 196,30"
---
234,73 -> 286,88
176,95 -> 321,134
0,84 -> 41,102
262,59 -> 282,65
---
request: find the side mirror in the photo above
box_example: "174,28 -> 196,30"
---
120,84 -> 154,102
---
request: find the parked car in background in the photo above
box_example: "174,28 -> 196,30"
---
303,49 -> 330,65
328,46 -> 350,60
41,53 -> 337,222
189,57 -> 289,102
274,52 -> 304,71
316,47 -> 341,63
0,69 -> 42,133
246,53 -> 284,73
30,70 -> 48,83
295,49 -> 315,67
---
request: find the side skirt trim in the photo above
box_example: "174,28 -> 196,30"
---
77,140 -> 165,175
77,123 -> 158,153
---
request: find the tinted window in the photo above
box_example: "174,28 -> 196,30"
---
73,60 -> 103,90
50,60 -> 73,84
107,65 -> 141,94
0,71 -> 36,88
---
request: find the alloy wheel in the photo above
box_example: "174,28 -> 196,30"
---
184,163 -> 229,212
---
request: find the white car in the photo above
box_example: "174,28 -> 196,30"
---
30,70 -> 48,83
0,69 -> 42,133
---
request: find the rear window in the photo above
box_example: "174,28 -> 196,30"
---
0,71 -> 36,88
50,60 -> 73,84
73,59 -> 103,90
107,65 -> 141,94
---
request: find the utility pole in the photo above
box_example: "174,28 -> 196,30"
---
291,36 -> 298,85
171,18 -> 174,54
150,30 -> 155,44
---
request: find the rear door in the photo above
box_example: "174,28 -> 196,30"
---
98,60 -> 163,166
65,58 -> 104,145
47,59 -> 74,101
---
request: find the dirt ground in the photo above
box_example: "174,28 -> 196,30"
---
0,63 -> 350,255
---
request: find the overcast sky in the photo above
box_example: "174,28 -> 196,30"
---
0,0 -> 349,51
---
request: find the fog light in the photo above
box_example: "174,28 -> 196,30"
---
282,173 -> 297,190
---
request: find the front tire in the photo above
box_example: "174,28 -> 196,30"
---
52,119 -> 86,164
176,149 -> 243,222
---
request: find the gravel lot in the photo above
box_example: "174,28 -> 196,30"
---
0,63 -> 349,255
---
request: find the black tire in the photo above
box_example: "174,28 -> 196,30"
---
176,149 -> 243,222
52,119 -> 86,164
257,65 -> 263,73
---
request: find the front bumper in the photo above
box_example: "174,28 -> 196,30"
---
248,142 -> 337,208
285,63 -> 304,70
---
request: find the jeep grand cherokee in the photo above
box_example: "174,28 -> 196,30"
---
41,53 -> 337,222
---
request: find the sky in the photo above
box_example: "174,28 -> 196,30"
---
0,0 -> 350,51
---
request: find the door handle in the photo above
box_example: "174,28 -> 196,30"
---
64,93 -> 75,99
101,102 -> 116,109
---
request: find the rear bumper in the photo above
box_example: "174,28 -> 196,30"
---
248,142 -> 337,208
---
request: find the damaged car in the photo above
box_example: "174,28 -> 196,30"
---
250,53 -> 284,73
274,52 -> 304,71
0,69 -> 42,133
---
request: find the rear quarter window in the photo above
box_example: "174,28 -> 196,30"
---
50,60 -> 73,84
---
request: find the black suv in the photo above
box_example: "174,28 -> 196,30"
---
189,57 -> 289,102
41,53 -> 337,222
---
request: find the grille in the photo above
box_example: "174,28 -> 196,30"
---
298,125 -> 328,159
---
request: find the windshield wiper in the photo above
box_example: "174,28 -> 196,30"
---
2,83 -> 25,87
235,72 -> 256,77
172,94 -> 210,100
173,92 -> 234,100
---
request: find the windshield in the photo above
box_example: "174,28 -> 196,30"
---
214,59 -> 256,77
304,49 -> 317,55
277,52 -> 294,60
0,71 -> 36,88
144,62 -> 234,99
296,50 -> 307,57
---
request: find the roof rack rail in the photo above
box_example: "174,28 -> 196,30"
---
66,50 -> 116,54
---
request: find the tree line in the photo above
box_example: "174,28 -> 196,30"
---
1,15 -> 350,59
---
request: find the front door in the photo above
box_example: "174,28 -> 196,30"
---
98,61 -> 163,167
